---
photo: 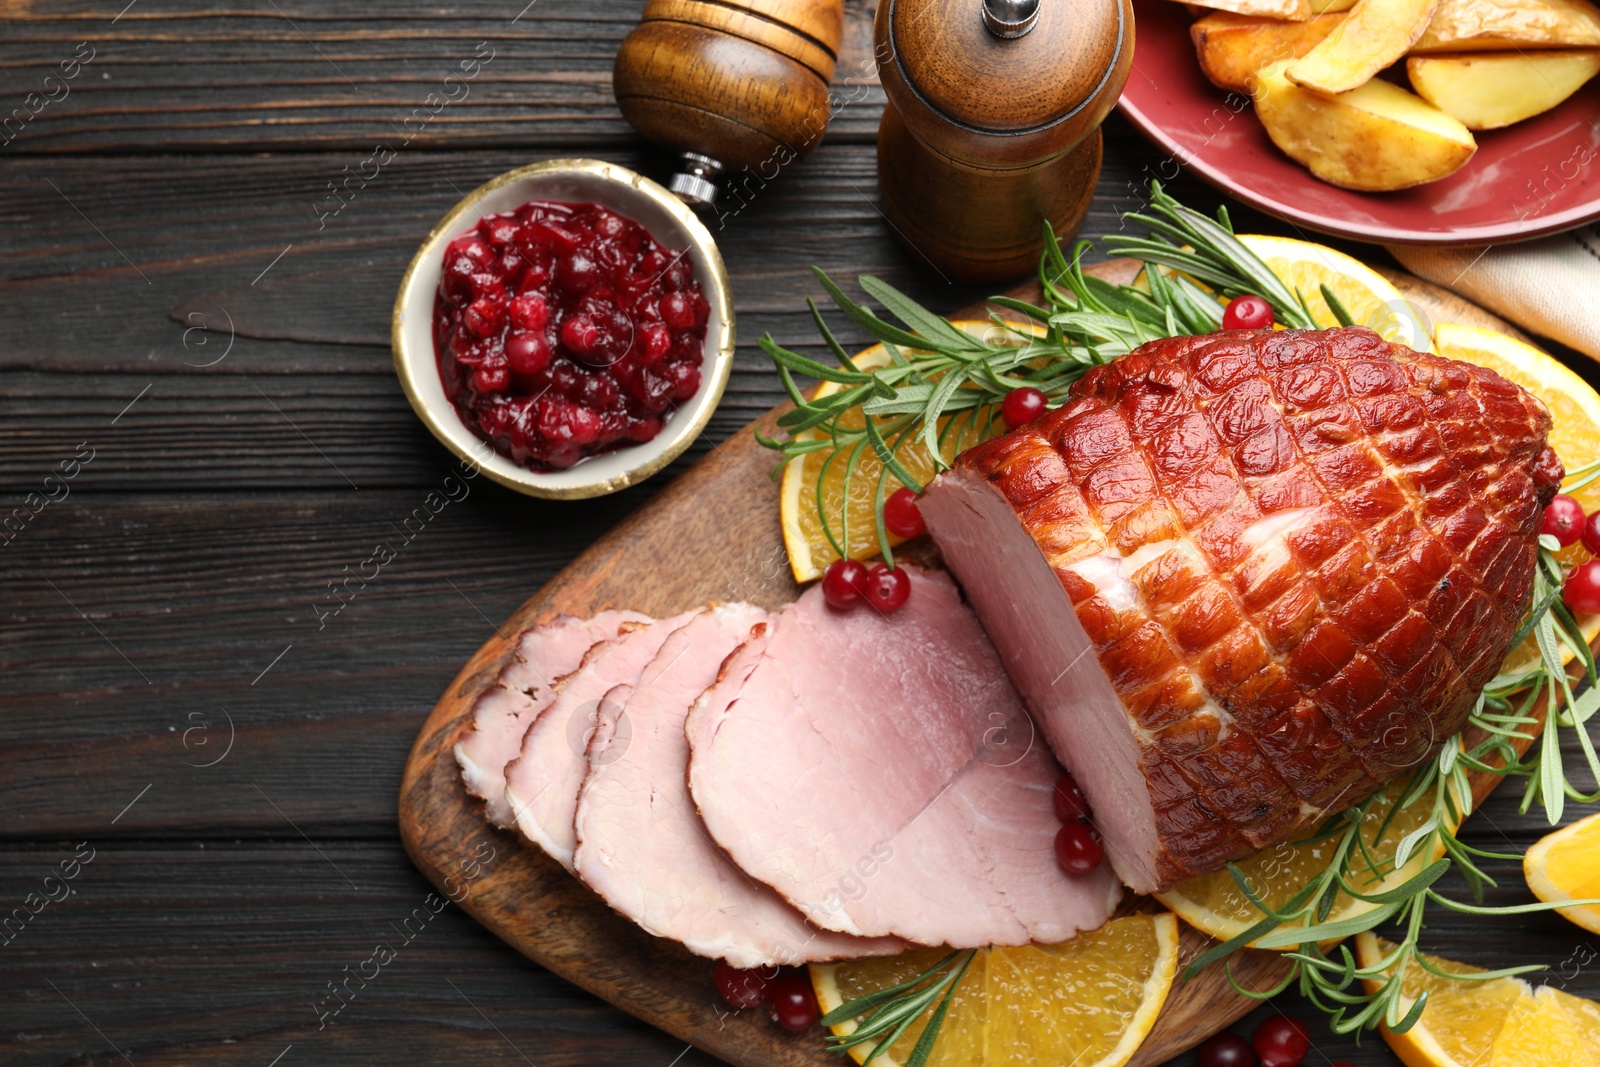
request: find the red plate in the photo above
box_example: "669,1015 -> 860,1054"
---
1117,0 -> 1600,245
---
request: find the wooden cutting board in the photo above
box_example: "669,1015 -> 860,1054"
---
398,260 -> 1559,1067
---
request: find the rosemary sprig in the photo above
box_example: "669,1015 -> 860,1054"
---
820,950 -> 975,1067
756,183 -> 1312,563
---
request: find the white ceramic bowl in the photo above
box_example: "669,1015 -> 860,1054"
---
392,158 -> 736,499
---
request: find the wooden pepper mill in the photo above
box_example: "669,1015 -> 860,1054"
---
613,0 -> 846,208
874,0 -> 1134,282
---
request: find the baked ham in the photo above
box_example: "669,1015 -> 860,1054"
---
685,566 -> 1122,946
503,611 -> 697,871
455,611 -> 650,827
920,328 -> 1562,893
573,604 -> 904,967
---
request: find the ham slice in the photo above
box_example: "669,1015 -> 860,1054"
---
504,611 -> 698,871
455,611 -> 650,827
574,603 -> 904,967
685,566 -> 1121,947
920,328 -> 1561,893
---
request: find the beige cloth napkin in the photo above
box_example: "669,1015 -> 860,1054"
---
1386,227 -> 1600,361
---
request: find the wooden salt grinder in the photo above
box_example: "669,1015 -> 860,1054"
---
612,0 -> 846,208
874,0 -> 1134,282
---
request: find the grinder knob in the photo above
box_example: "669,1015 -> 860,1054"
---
874,0 -> 1135,282
613,0 -> 846,209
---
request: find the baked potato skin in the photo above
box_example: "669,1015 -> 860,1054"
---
1286,0 -> 1445,94
1412,0 -> 1600,51
1407,50 -> 1600,128
1192,11 -> 1347,91
1252,60 -> 1476,190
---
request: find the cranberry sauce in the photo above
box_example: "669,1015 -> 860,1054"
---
433,200 -> 710,471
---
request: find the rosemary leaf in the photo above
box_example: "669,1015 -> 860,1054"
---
819,952 -> 963,1027
759,334 -> 873,385
1255,904 -> 1401,950
812,268 -> 946,354
904,952 -> 973,1067
988,295 -> 1053,322
862,412 -> 922,494
858,275 -> 988,353
1321,283 -> 1357,327
918,368 -> 973,474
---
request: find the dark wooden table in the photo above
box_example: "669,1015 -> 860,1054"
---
4,5 -> 1598,1066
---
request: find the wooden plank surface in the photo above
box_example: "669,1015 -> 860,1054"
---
3,1 -> 1599,1064
0,1 -> 884,153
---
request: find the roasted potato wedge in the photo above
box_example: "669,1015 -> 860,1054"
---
1177,0 -> 1351,21
1253,60 -> 1476,189
1287,0 -> 1443,92
1192,11 -> 1348,91
1412,0 -> 1600,51
1407,49 -> 1600,127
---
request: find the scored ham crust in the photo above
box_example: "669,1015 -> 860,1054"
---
921,328 -> 1561,894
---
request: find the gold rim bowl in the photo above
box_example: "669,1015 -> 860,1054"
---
392,158 -> 736,500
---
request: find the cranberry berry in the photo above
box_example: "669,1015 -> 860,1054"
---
1585,511 -> 1600,556
640,323 -> 672,364
1565,559 -> 1600,614
473,364 -> 510,394
506,333 -> 551,376
1195,1032 -> 1256,1067
557,251 -> 601,294
714,961 -> 774,1010
666,361 -> 701,400
660,291 -> 697,330
462,296 -> 506,339
1001,386 -> 1047,431
863,564 -> 911,613
508,293 -> 549,332
768,972 -> 820,1031
1054,821 -> 1102,875
446,234 -> 494,273
562,314 -> 599,356
1252,1016 -> 1310,1067
822,559 -> 870,610
1543,494 -> 1587,547
883,487 -> 926,539
1053,774 -> 1090,822
1223,294 -> 1274,330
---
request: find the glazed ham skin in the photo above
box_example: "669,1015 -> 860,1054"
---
573,603 -> 903,967
685,565 -> 1121,947
920,328 -> 1561,894
455,611 -> 651,827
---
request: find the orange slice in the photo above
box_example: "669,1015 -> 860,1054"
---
1524,809 -> 1600,935
810,913 -> 1178,1067
1355,932 -> 1600,1067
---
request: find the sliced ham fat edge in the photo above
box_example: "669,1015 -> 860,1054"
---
917,471 -> 1166,891
573,603 -> 904,967
503,610 -> 699,872
454,610 -> 651,828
